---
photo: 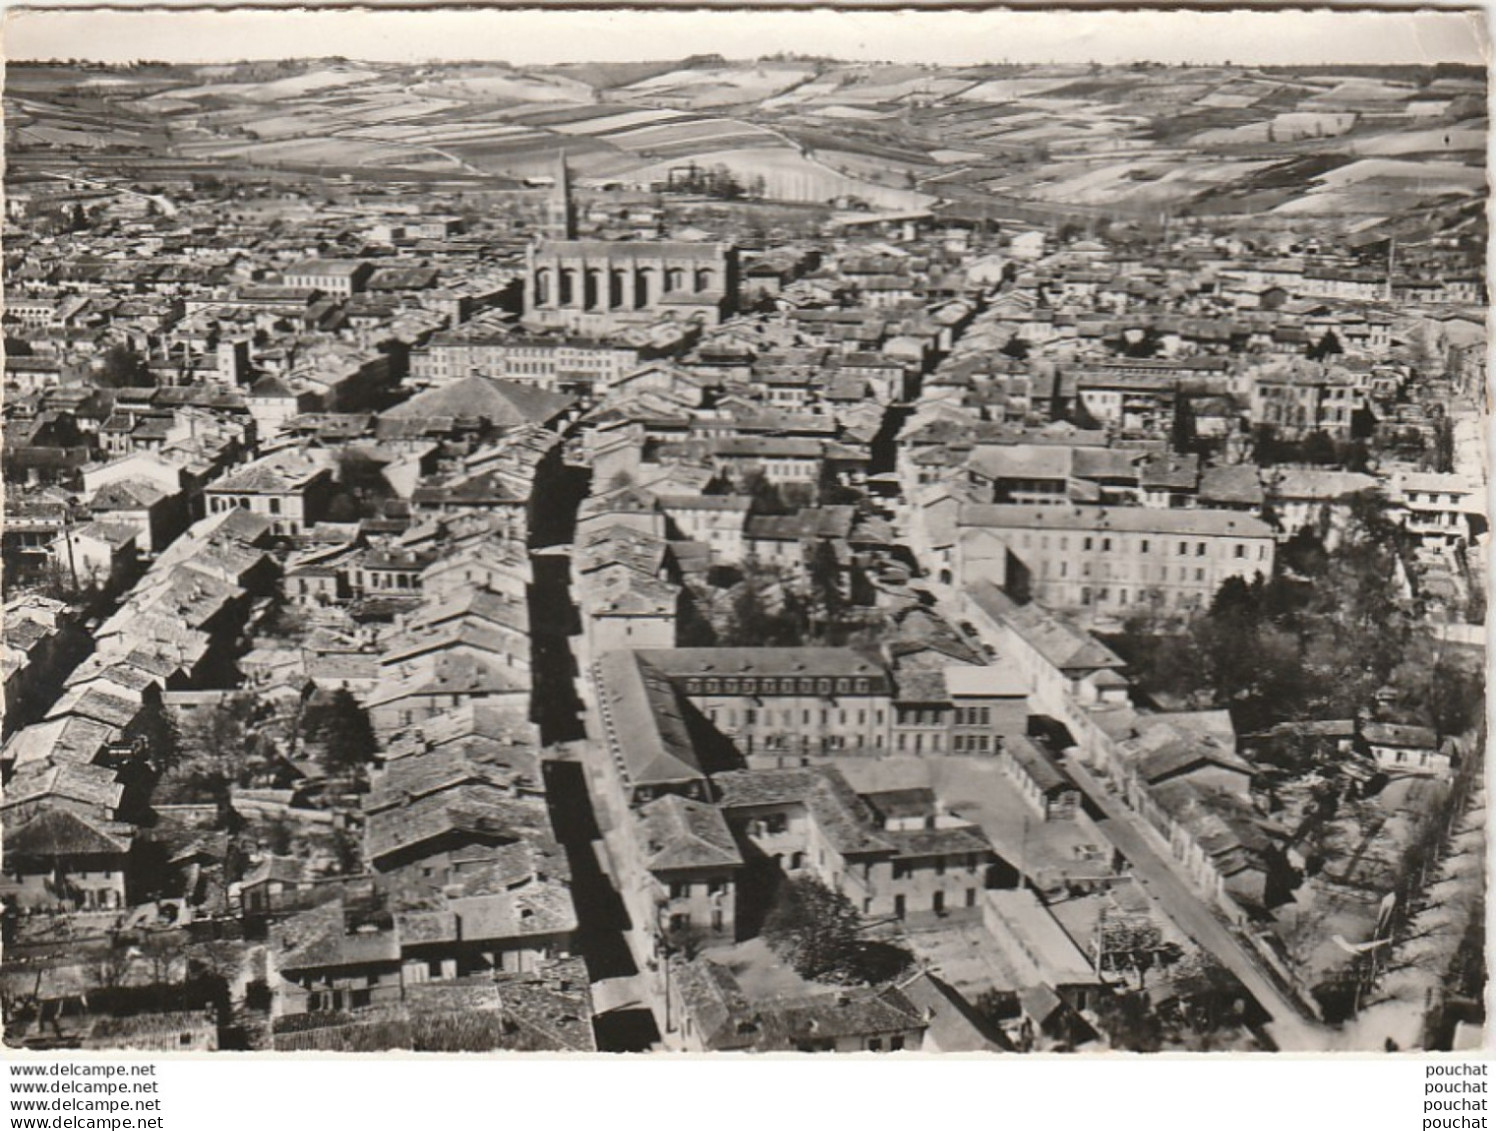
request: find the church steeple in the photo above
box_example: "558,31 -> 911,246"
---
545,151 -> 575,240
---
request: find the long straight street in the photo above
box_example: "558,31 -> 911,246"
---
1062,757 -> 1327,1052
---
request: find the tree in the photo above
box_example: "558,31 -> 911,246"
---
133,698 -> 181,775
762,875 -> 865,983
722,567 -> 806,647
1280,525 -> 1330,578
1096,990 -> 1164,1052
331,827 -> 365,876
159,696 -> 271,818
95,343 -> 153,389
1167,950 -> 1247,1035
1001,336 -> 1031,361
807,540 -> 846,633
303,688 -> 378,778
815,460 -> 860,507
335,449 -> 394,517
1301,430 -> 1337,466
742,469 -> 790,516
1098,913 -> 1166,990
1308,330 -> 1343,361
663,919 -> 710,961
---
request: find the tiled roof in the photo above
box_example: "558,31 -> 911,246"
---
208,450 -> 328,495
1003,735 -> 1074,795
272,898 -> 401,974
2,760 -> 124,814
1198,465 -> 1264,507
636,646 -> 884,682
1122,710 -> 1251,785
636,794 -> 742,872
959,503 -> 1273,539
90,478 -> 169,510
884,824 -> 993,859
365,652 -> 530,708
381,376 -> 574,427
893,668 -> 947,702
584,569 -> 680,617
364,783 -> 553,867
965,581 -> 1126,674
675,959 -> 927,1051
713,765 -> 893,857
594,651 -> 706,789
5,809 -> 134,858
366,747 -> 538,815
1361,721 -> 1437,749
744,506 -> 856,542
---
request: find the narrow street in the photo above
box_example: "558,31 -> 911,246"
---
1062,757 -> 1327,1051
528,462 -> 590,746
530,459 -> 658,1049
542,759 -> 658,1051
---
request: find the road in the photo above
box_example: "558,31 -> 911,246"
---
1062,758 -> 1328,1052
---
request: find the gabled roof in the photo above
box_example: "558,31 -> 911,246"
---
2,760 -> 124,814
713,765 -> 893,857
594,651 -> 706,790
673,958 -> 927,1051
1123,710 -> 1251,786
381,376 -> 574,427
965,581 -> 1126,675
636,794 -> 742,872
5,809 -> 133,858
90,478 -> 169,510
364,783 -> 554,867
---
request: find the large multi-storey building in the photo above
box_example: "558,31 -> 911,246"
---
280,258 -> 373,297
410,333 -> 645,394
1248,362 -> 1364,440
957,504 -> 1275,617
523,239 -> 739,334
635,647 -> 894,757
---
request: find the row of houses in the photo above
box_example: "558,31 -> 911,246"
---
1,509 -> 277,912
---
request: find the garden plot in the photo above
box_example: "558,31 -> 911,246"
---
814,75 -> 972,106
760,78 -> 843,111
959,76 -> 1089,102
1273,159 -> 1485,215
238,112 -> 349,141
412,73 -> 593,104
183,67 -> 381,102
18,124 -> 138,149
1303,77 -> 1420,106
496,104 -> 622,127
1349,125 -> 1486,157
328,95 -> 463,125
817,149 -> 932,188
928,148 -> 991,164
448,136 -> 626,178
350,121 -> 540,145
1194,111 -> 1358,147
805,106 -> 892,121
621,65 -> 816,108
1313,157 -> 1485,192
181,135 -> 456,169
133,94 -> 202,116
549,108 -> 685,135
603,117 -> 779,153
621,146 -> 931,208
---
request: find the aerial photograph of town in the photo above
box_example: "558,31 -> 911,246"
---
0,7 -> 1486,1055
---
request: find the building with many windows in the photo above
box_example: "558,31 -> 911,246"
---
956,504 -> 1275,618
635,647 -> 893,757
524,239 -> 738,335
410,333 -> 646,395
